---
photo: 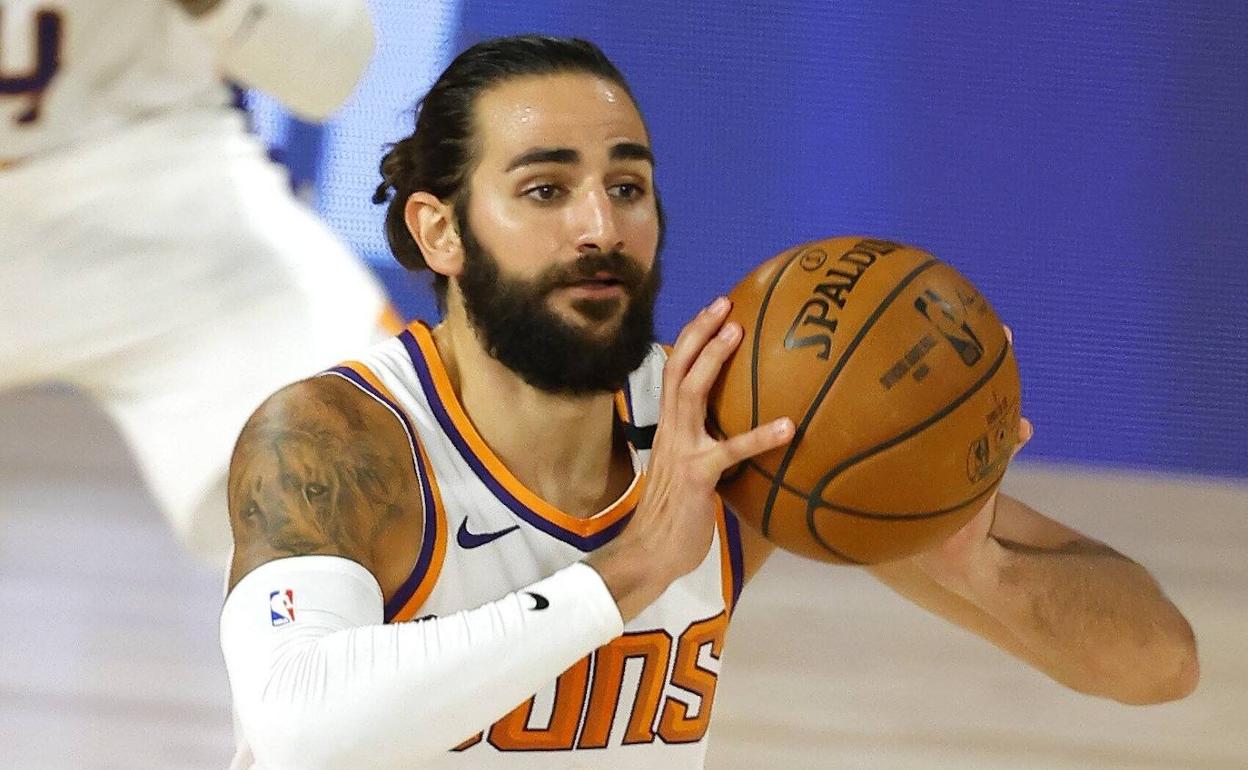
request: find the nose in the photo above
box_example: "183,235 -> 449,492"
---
571,187 -> 623,255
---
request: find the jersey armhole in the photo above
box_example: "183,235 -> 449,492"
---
321,362 -> 448,622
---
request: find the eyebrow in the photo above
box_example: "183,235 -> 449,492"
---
610,142 -> 655,165
504,142 -> 655,172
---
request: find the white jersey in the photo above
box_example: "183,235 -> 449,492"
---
324,322 -> 747,769
0,0 -> 388,561
0,0 -> 229,163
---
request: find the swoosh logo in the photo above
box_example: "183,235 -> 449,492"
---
524,591 -> 549,611
456,519 -> 520,549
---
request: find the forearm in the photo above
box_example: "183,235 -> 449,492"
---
954,537 -> 1198,704
187,0 -> 374,120
221,556 -> 623,768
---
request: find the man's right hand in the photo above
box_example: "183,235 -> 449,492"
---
588,296 -> 794,622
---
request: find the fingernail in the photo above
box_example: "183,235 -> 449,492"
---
709,296 -> 730,314
719,322 -> 740,342
774,417 -> 794,436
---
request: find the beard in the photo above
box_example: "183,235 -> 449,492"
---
455,210 -> 661,396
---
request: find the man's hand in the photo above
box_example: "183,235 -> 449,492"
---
913,416 -> 1033,591
588,297 -> 794,622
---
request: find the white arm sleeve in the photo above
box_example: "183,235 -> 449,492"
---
193,0 -> 375,120
220,555 -> 624,770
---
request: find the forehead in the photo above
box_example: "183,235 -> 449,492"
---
471,73 -> 649,165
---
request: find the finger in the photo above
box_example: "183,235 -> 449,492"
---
1003,324 -> 1013,346
710,417 -> 794,473
665,296 -> 731,385
660,297 -> 732,426
1012,416 -> 1034,457
676,320 -> 743,432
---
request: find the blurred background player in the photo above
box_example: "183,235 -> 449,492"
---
0,0 -> 394,564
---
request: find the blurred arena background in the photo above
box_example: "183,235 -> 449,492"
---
2,1 -> 1245,767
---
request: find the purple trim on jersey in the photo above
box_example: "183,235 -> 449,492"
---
325,366 -> 440,621
384,441 -> 440,621
398,329 -> 632,552
723,508 -> 746,612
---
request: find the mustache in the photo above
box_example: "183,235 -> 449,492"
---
537,250 -> 648,295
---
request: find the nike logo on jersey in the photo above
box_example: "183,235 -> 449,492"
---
524,592 -> 549,611
456,519 -> 520,549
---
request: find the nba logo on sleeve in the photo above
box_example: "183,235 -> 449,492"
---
269,589 -> 296,626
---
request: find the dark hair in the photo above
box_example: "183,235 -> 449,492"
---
372,35 -> 641,309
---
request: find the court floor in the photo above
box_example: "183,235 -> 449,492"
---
2,386 -> 1244,769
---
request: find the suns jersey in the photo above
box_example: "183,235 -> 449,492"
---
323,321 -> 746,769
0,0 -> 229,162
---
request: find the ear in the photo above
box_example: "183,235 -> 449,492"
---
404,191 -> 463,278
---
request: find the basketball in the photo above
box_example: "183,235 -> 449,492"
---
709,237 -> 1021,564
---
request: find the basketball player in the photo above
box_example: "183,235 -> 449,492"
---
0,0 -> 392,565
219,36 -> 1199,769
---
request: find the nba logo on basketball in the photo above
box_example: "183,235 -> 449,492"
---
269,590 -> 296,626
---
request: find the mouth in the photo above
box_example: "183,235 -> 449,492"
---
562,272 -> 626,296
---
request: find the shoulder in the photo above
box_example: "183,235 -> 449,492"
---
226,375 -> 423,590
232,374 -> 412,472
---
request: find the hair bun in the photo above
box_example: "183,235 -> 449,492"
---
373,138 -> 419,205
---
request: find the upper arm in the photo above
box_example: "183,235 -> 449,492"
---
226,374 -> 421,592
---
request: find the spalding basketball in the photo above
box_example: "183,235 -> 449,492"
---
709,237 -> 1021,564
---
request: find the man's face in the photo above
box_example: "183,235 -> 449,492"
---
452,72 -> 663,394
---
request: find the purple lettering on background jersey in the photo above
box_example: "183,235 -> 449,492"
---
0,9 -> 64,124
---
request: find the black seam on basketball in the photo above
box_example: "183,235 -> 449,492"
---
802,514 -> 867,564
751,246 -> 807,431
759,258 -> 939,537
738,457 -> 815,498
820,465 -> 1007,521
809,340 -> 1010,517
804,476 -> 1001,563
733,462 -> 863,563
740,455 -> 1005,521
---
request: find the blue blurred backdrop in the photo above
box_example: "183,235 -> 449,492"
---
250,0 -> 1247,478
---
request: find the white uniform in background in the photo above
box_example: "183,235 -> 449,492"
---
0,0 -> 391,563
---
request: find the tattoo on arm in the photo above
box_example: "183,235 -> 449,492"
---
228,379 -> 412,578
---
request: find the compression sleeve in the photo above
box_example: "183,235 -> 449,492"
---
220,555 -> 624,769
192,0 -> 374,120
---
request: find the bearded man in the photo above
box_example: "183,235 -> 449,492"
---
218,34 -> 1197,770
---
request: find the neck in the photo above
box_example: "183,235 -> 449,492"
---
431,312 -> 633,519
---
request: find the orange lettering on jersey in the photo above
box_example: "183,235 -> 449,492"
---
487,655 -> 591,751
657,611 -> 728,744
578,630 -> 673,748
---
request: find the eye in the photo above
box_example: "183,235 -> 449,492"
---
610,182 -> 646,201
305,482 -> 327,499
524,184 -> 565,202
